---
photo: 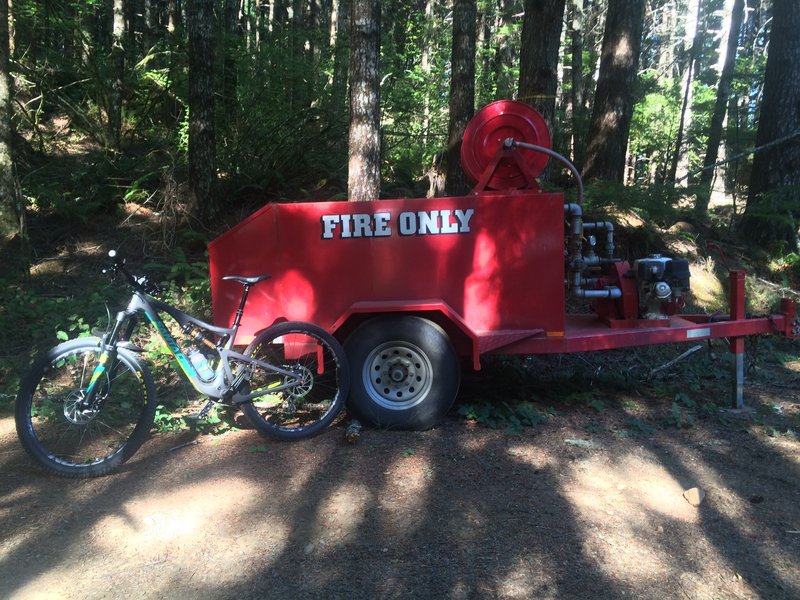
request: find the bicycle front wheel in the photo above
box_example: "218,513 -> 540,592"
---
240,322 -> 349,440
15,338 -> 157,478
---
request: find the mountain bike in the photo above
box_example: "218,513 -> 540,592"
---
15,250 -> 349,478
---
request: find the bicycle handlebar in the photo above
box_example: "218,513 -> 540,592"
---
105,250 -> 164,296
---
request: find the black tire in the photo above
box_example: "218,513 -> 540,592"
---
15,338 -> 157,478
240,321 -> 349,440
344,316 -> 461,430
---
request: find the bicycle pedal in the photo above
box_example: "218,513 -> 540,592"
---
185,400 -> 215,424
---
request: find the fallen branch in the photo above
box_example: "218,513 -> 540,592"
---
168,439 -> 199,452
649,345 -> 704,378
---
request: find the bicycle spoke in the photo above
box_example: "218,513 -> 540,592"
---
16,340 -> 156,477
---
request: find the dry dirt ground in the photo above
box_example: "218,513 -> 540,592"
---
1,357 -> 799,600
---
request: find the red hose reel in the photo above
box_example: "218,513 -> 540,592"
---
460,100 -> 551,191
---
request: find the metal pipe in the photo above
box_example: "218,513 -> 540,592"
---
582,221 -> 615,258
574,287 -> 623,299
563,213 -> 623,299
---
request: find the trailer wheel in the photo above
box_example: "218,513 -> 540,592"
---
344,316 -> 460,430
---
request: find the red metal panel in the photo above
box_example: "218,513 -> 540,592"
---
208,192 -> 566,343
491,313 -> 788,356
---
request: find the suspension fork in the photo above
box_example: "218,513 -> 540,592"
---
83,307 -> 135,404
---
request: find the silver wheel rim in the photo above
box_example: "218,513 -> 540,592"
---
362,341 -> 433,410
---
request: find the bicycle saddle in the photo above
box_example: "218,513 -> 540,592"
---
222,274 -> 272,286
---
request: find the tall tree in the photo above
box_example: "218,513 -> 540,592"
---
666,0 -> 702,184
445,0 -> 476,196
697,0 -> 745,212
187,0 -> 218,223
568,0 -> 585,169
328,0 -> 350,114
518,0 -> 567,134
348,0 -> 381,201
168,0 -> 181,33
582,0 -> 646,182
491,0 -> 516,101
222,0 -> 241,115
420,0 -> 436,146
740,0 -> 800,248
109,0 -> 125,148
0,0 -> 19,238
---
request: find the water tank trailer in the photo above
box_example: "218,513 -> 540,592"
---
209,100 -> 798,430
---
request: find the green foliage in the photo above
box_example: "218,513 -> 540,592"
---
55,313 -> 93,341
584,180 -> 691,227
624,416 -> 656,436
457,400 -> 546,433
154,404 -> 183,432
629,74 -> 681,183
664,393 -> 698,429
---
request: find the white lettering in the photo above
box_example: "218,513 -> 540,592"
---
418,211 -> 439,234
353,214 -> 372,237
398,212 -> 416,235
439,210 -> 458,234
340,214 -> 353,238
374,212 -> 392,236
454,208 -> 474,233
320,208 -> 475,239
321,215 -> 340,239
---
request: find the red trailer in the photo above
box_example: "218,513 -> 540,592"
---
208,101 -> 798,430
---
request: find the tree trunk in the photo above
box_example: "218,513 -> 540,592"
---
187,0 -> 218,224
569,0 -> 585,169
6,0 -> 12,57
308,0 -> 329,94
348,0 -> 381,201
168,0 -> 180,33
580,0 -> 604,113
0,0 -> 20,240
582,0 -> 646,182
491,0 -> 515,101
740,0 -> 800,249
697,0 -> 745,212
445,0 -> 476,197
109,0 -> 125,149
667,0 -> 702,184
518,0 -> 567,136
223,0 -> 241,115
328,0 -> 350,115
420,0 -> 438,147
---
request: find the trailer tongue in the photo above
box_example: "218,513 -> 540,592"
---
209,100 -> 798,430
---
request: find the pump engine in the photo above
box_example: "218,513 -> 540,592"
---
633,255 -> 691,319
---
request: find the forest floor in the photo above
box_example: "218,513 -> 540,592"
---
1,202 -> 799,599
1,366 -> 799,600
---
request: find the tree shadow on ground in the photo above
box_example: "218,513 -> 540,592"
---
1,349 -> 797,600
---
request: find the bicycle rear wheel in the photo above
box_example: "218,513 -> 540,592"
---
240,322 -> 349,440
15,338 -> 157,478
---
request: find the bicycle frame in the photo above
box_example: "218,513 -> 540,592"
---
86,289 -> 301,404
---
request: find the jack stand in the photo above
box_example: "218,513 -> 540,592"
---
731,342 -> 745,409
729,270 -> 746,409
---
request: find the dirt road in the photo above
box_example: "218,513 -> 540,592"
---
1,364 -> 799,599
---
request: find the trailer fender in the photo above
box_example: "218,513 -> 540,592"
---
332,299 -> 481,369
